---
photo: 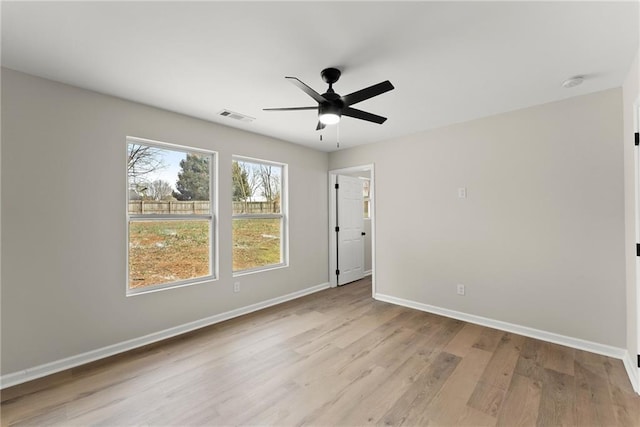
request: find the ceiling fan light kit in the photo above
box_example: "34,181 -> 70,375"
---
319,103 -> 341,125
264,67 -> 394,131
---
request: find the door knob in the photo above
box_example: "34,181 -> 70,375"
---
361,232 -> 366,236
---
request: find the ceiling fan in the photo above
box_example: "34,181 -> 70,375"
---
264,68 -> 394,131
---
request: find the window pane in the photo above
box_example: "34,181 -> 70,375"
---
232,160 -> 281,214
128,143 -> 210,215
129,220 -> 210,289
232,218 -> 281,271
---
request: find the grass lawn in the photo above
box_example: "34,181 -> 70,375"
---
129,218 -> 281,289
232,218 -> 281,271
129,220 -> 210,289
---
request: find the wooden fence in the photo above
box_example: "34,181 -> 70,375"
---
128,200 -> 279,215
128,200 -> 210,215
233,201 -> 279,214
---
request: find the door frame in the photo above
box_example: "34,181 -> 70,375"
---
634,96 -> 639,386
329,164 -> 375,297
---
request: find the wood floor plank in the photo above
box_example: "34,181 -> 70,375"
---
478,332 -> 524,390
542,341 -> 575,376
574,362 -> 618,427
496,373 -> 542,426
426,347 -> 493,425
514,337 -> 546,383
335,352 -> 434,425
536,368 -> 577,426
601,353 -> 640,426
472,327 -> 504,352
455,405 -> 499,427
377,351 -> 461,425
294,364 -> 389,425
443,322 -> 485,357
468,332 -> 524,417
2,277 -> 639,426
468,381 -> 507,418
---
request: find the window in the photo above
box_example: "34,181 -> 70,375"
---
232,157 -> 287,273
363,179 -> 371,219
127,137 -> 216,294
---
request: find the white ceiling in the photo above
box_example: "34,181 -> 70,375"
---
2,1 -> 638,152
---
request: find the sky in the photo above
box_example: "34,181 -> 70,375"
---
152,149 -> 186,190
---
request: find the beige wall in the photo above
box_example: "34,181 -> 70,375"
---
623,49 -> 639,373
330,89 -> 626,347
0,69 -> 329,375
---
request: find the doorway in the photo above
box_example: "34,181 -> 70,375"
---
329,164 -> 375,296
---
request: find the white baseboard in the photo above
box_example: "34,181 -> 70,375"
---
1,282 -> 330,389
374,293 -> 627,360
364,270 -> 372,277
622,351 -> 639,393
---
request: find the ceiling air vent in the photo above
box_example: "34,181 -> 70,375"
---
218,109 -> 255,123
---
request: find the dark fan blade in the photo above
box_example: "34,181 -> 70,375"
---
341,80 -> 394,107
286,77 -> 326,103
316,121 -> 326,131
342,107 -> 387,124
263,106 -> 317,111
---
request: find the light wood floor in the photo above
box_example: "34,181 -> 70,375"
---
2,277 -> 639,426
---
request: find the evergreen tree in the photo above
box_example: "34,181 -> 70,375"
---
173,154 -> 210,201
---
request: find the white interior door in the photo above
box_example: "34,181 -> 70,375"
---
336,175 -> 365,285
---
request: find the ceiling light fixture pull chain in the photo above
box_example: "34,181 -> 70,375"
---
336,124 -> 340,149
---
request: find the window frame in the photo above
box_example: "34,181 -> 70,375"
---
232,155 -> 288,276
363,178 -> 371,219
126,136 -> 218,296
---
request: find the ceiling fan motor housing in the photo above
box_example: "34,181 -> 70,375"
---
321,67 -> 341,85
321,91 -> 343,105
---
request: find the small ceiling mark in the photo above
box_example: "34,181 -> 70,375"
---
562,76 -> 584,89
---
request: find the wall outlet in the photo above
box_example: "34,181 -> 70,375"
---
233,282 -> 240,293
458,187 -> 467,199
457,284 -> 465,296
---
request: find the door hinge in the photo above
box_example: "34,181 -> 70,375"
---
335,183 -> 339,189
635,132 -> 639,146
637,354 -> 640,368
335,226 -> 339,232
336,269 -> 340,275
637,243 -> 640,257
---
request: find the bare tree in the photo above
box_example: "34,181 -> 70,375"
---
247,165 -> 262,202
233,161 -> 253,202
256,165 -> 281,212
233,161 -> 262,213
127,144 -> 166,185
147,180 -> 174,201
232,160 -> 281,213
